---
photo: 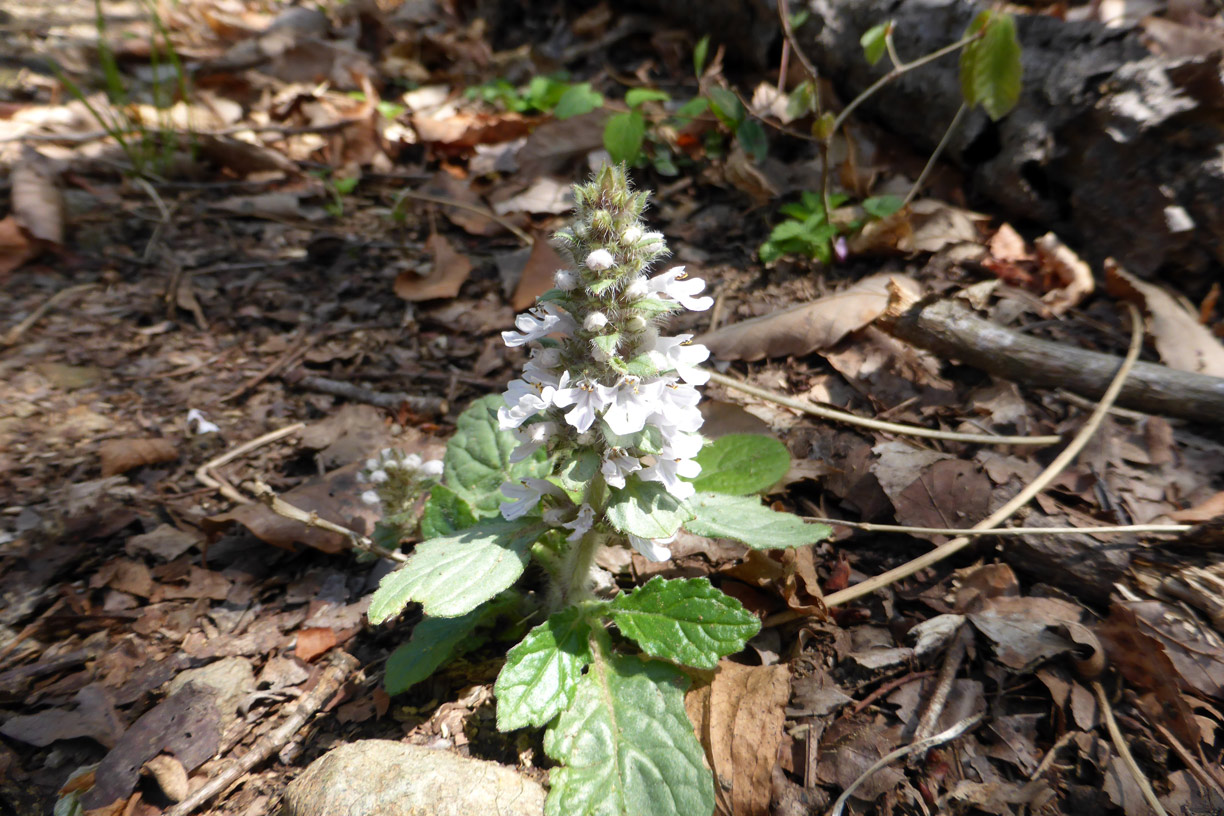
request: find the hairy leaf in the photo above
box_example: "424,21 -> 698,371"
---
495,608 -> 594,730
443,395 -> 550,515
611,577 -> 760,669
685,492 -> 831,549
691,433 -> 790,495
420,484 -> 477,539
606,478 -> 693,540
385,608 -> 487,695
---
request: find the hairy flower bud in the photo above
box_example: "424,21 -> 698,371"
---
555,269 -> 577,290
583,311 -> 609,331
585,249 -> 614,271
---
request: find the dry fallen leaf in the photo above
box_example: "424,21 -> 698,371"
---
1035,232 -> 1094,315
295,626 -> 338,662
11,148 -> 64,244
99,438 -> 178,477
394,231 -> 472,302
698,273 -> 923,362
1105,259 -> 1224,376
0,215 -> 37,281
512,232 -> 565,310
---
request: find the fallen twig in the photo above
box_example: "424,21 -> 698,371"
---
246,479 -> 406,563
803,518 -> 1191,537
1093,679 -> 1169,816
822,303 -> 1143,609
195,423 -> 305,505
2,283 -> 100,346
392,189 -> 534,246
163,649 -> 359,816
294,374 -> 447,415
707,370 -> 1062,446
878,289 -> 1224,424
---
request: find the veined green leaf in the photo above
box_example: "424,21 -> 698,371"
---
443,395 -> 550,515
385,606 -> 491,695
555,82 -> 604,119
625,88 -> 670,108
606,478 -> 693,540
420,484 -> 478,539
685,492 -> 831,549
610,577 -> 760,669
495,608 -> 594,730
959,11 -> 1022,120
690,433 -> 790,495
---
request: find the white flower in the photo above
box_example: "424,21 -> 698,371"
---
601,450 -> 642,488
555,269 -> 577,290
640,432 -> 703,499
361,490 -> 381,506
553,379 -> 606,434
369,469 -> 388,483
187,408 -> 220,435
499,478 -> 562,520
628,532 -> 676,562
365,458 -> 380,471
624,277 -> 649,300
510,421 -> 555,462
499,375 -> 565,430
403,453 -> 424,470
420,459 -> 444,477
563,504 -> 596,542
646,267 -> 713,311
651,381 -> 704,434
641,231 -> 665,247
622,225 -> 643,244
583,312 -> 609,332
651,334 -> 711,385
586,248 -> 615,271
501,303 -> 574,347
598,376 -> 665,436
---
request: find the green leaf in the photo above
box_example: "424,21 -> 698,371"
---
758,240 -> 783,264
786,80 -> 816,120
861,22 -> 890,66
606,478 -> 693,540
555,82 -> 604,120
959,11 -> 1022,121
625,88 -> 670,108
495,608 -> 594,730
603,111 -> 646,165
693,35 -> 710,77
558,449 -> 600,493
444,395 -> 550,515
525,75 -> 572,111
685,492 -> 831,549
610,577 -> 760,669
691,433 -> 790,495
707,87 -> 743,127
674,96 -> 709,121
385,609 -> 487,695
545,654 -> 714,816
368,517 -> 545,620
591,332 -> 621,356
863,194 -> 905,219
420,484 -> 478,539
735,118 -> 768,162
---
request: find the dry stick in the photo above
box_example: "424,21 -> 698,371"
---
822,303 -> 1144,610
392,189 -> 534,246
294,374 -> 447,415
803,518 -> 1191,537
1151,721 -> 1224,800
911,624 -> 970,749
827,713 -> 985,816
1092,680 -> 1169,816
196,423 -> 306,505
879,295 -> 1224,424
2,283 -> 100,346
163,650 -> 359,816
246,479 -> 406,563
707,370 -> 1061,446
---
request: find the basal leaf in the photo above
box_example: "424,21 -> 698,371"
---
385,609 -> 486,695
495,608 -> 594,731
610,577 -> 760,669
544,654 -> 714,816
690,433 -> 790,495
555,82 -> 604,120
606,478 -> 693,540
368,517 -> 544,621
603,111 -> 646,164
443,395 -> 550,515
420,484 -> 478,539
684,492 -> 831,549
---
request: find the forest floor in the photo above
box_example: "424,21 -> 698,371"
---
2,1 -> 1224,815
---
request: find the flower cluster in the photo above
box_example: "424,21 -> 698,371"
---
496,164 -> 712,562
359,449 -> 443,510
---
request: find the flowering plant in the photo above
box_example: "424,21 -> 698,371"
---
368,165 -> 830,816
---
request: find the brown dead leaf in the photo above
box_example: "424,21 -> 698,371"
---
1105,260 -> 1224,376
0,686 -> 122,749
295,627 -> 338,662
395,231 -> 472,302
99,438 -> 178,477
816,714 -> 904,802
1168,490 -> 1224,522
699,662 -> 791,816
698,274 -> 923,362
142,754 -> 189,803
515,111 -> 608,178
905,198 -> 989,254
0,215 -> 38,280
1035,232 -> 1094,315
298,403 -> 395,470
967,595 -> 1084,671
211,191 -> 325,221
11,149 -> 64,244
91,558 -> 155,599
512,232 -> 566,310
195,134 -> 299,177
161,566 -> 231,601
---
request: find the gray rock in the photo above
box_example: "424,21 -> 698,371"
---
282,740 -> 546,816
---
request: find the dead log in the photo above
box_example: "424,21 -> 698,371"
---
876,295 -> 1224,424
802,0 -> 1224,291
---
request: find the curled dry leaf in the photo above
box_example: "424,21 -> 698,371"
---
11,148 -> 64,244
511,231 -> 565,310
1034,232 -> 1094,315
99,438 -> 178,477
698,273 -> 922,362
394,232 -> 472,302
1105,259 -> 1224,376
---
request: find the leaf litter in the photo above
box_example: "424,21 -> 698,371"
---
0,1 -> 1223,815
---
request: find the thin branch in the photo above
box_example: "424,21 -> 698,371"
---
803,518 -> 1191,537
247,479 -> 406,563
904,102 -> 967,207
823,303 -> 1144,608
1093,680 -> 1169,816
2,283 -> 101,346
195,423 -> 305,505
392,189 -> 534,246
706,370 -> 1062,446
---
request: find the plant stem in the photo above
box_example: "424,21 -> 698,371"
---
904,103 -> 967,207
558,530 -> 603,608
